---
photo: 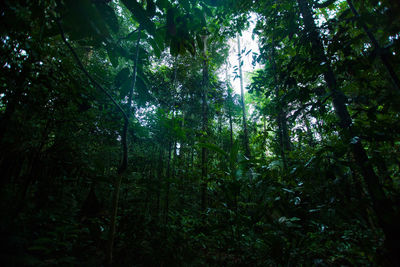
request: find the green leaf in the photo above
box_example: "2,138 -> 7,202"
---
156,0 -> 170,10
107,47 -> 119,67
120,77 -> 133,97
115,68 -> 130,88
148,37 -> 161,57
170,38 -> 180,56
198,143 -> 228,158
95,3 -> 119,33
229,141 -> 240,167
193,8 -> 206,27
155,27 -> 166,50
146,0 -> 156,16
64,0 -> 111,40
196,34 -> 204,51
200,3 -> 213,17
120,0 -> 156,36
179,0 -> 191,12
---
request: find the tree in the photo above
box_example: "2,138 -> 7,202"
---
1,0 -> 399,266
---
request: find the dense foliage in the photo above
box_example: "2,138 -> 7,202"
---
1,0 -> 399,266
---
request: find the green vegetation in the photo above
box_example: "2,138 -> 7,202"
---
1,0 -> 399,266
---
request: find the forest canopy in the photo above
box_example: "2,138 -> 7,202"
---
1,0 -> 400,266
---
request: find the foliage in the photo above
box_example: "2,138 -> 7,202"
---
1,0 -> 399,266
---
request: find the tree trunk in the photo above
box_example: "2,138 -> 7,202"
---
228,88 -> 234,150
164,141 -> 173,224
165,58 -> 178,223
270,36 -> 290,169
225,61 -> 234,149
155,146 -> 164,217
106,25 -> 142,267
201,34 -> 209,212
237,34 -> 251,159
298,0 -> 400,264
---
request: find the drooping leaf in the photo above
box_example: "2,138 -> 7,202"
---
115,68 -> 130,88
95,3 -> 119,33
107,46 -> 119,67
148,37 -> 161,57
120,0 -> 156,36
198,143 -> 229,158
146,0 -> 156,16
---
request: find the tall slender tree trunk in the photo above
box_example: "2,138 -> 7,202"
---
269,38 -> 290,169
165,59 -> 178,224
262,116 -> 267,159
237,34 -> 251,159
298,1 -> 400,264
164,141 -> 173,224
225,61 -> 234,149
201,34 -> 209,212
106,25 -> 142,267
155,146 -> 164,217
346,0 -> 400,91
227,88 -> 234,149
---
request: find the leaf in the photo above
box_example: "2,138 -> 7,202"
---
136,75 -> 151,102
120,0 -> 156,36
350,136 -> 360,144
148,37 -> 161,57
121,75 -> 133,97
95,3 -> 119,33
282,188 -> 295,194
62,0 -> 110,42
200,3 -> 213,17
196,34 -> 204,52
170,38 -> 180,56
115,68 -> 130,88
229,141 -> 240,168
278,216 -> 287,223
107,47 -> 119,67
146,0 -> 156,16
193,8 -> 206,27
154,27 -> 166,51
184,38 -> 196,56
156,0 -> 170,10
198,143 -> 228,158
179,0 -> 191,12
268,160 -> 283,171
